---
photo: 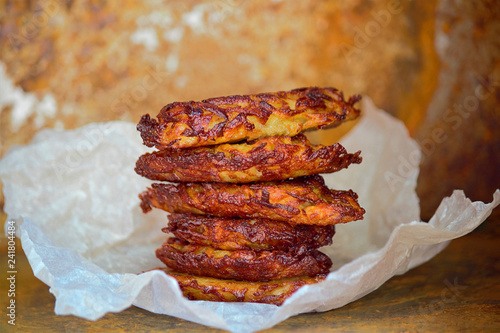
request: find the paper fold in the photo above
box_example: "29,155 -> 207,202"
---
1,97 -> 498,333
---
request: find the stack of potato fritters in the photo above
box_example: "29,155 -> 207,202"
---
136,87 -> 365,305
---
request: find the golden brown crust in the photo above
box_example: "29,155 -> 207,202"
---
165,213 -> 335,251
156,268 -> 326,306
140,175 -> 365,226
135,134 -> 362,183
156,238 -> 332,281
138,87 -> 361,149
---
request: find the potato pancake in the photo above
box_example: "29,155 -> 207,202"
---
165,213 -> 335,251
156,237 -> 332,281
140,175 -> 365,226
135,134 -> 361,183
138,87 -> 361,149
157,268 -> 326,306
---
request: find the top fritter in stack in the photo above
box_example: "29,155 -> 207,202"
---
135,87 -> 365,305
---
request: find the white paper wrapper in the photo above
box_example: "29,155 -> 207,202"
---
1,97 -> 499,333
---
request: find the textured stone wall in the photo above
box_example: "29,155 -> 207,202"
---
1,0 -> 498,218
414,0 -> 500,217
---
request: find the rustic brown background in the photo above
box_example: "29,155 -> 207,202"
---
1,0 -> 499,219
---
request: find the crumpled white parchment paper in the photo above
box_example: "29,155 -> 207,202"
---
1,97 -> 499,333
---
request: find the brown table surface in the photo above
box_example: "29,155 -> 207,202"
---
1,208 -> 499,333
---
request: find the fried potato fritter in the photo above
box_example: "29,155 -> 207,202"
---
140,175 -> 365,226
157,268 -> 326,306
138,87 -> 361,149
135,134 -> 362,183
156,238 -> 332,281
165,213 -> 335,251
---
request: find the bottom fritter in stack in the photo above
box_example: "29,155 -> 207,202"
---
135,87 -> 366,305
